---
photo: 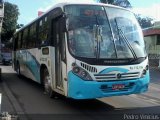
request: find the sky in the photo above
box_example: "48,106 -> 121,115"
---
4,0 -> 160,25
129,0 -> 160,20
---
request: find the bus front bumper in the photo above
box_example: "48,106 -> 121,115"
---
68,71 -> 149,99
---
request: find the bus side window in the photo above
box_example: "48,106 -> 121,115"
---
22,29 -> 28,49
14,35 -> 18,50
38,16 -> 49,46
28,23 -> 36,48
18,33 -> 22,49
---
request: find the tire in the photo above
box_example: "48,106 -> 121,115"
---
16,62 -> 21,77
43,68 -> 56,98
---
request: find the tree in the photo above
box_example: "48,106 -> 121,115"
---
1,2 -> 19,43
114,0 -> 132,8
99,0 -> 132,8
135,14 -> 154,29
99,0 -> 154,29
16,24 -> 24,29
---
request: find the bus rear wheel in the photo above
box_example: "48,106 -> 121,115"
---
43,68 -> 56,98
17,62 -> 21,77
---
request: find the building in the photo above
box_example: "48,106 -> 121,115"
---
143,21 -> 160,67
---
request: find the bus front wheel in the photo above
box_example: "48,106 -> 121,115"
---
43,68 -> 55,98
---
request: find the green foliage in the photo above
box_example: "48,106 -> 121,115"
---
108,0 -> 114,4
16,24 -> 24,29
99,0 -> 132,8
99,0 -> 154,29
101,0 -> 114,4
1,2 -> 19,43
136,14 -> 154,29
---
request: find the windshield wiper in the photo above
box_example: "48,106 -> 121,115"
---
94,15 -> 100,59
94,15 -> 105,59
114,18 -> 137,59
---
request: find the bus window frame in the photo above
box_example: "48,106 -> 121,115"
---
22,28 -> 29,49
28,22 -> 37,48
14,34 -> 18,51
48,7 -> 65,47
17,32 -> 22,50
38,16 -> 49,47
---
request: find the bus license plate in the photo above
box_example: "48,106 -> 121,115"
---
112,84 -> 125,90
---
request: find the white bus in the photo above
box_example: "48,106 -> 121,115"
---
12,2 -> 150,99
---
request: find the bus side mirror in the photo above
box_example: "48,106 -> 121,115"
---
60,16 -> 67,32
61,35 -> 66,62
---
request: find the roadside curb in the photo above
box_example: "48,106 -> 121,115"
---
2,81 -> 24,114
2,81 -> 28,120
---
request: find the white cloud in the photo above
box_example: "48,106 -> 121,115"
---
131,4 -> 160,20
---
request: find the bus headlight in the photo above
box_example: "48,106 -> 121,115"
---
141,65 -> 149,78
145,65 -> 149,70
73,67 -> 80,73
142,69 -> 147,75
81,71 -> 87,78
72,64 -> 92,80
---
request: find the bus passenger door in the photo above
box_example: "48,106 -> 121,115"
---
52,17 -> 66,91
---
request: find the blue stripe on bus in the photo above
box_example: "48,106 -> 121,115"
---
18,50 -> 40,82
99,67 -> 129,74
68,71 -> 149,99
25,51 -> 40,82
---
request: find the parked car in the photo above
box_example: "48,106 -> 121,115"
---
1,52 -> 12,65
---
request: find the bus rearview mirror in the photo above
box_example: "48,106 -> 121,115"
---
60,16 -> 67,32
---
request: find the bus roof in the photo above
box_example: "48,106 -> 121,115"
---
15,2 -> 130,34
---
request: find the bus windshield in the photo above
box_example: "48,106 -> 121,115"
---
105,7 -> 146,58
65,5 -> 146,59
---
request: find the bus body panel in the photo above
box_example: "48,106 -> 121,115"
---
68,71 -> 149,99
67,58 -> 149,99
16,48 -> 41,82
15,46 -> 67,96
49,46 -> 67,95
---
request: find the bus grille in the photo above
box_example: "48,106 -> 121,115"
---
94,72 -> 140,81
80,62 -> 97,73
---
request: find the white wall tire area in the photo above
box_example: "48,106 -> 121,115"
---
42,68 -> 56,98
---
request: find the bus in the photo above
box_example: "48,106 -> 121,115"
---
12,2 -> 150,99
